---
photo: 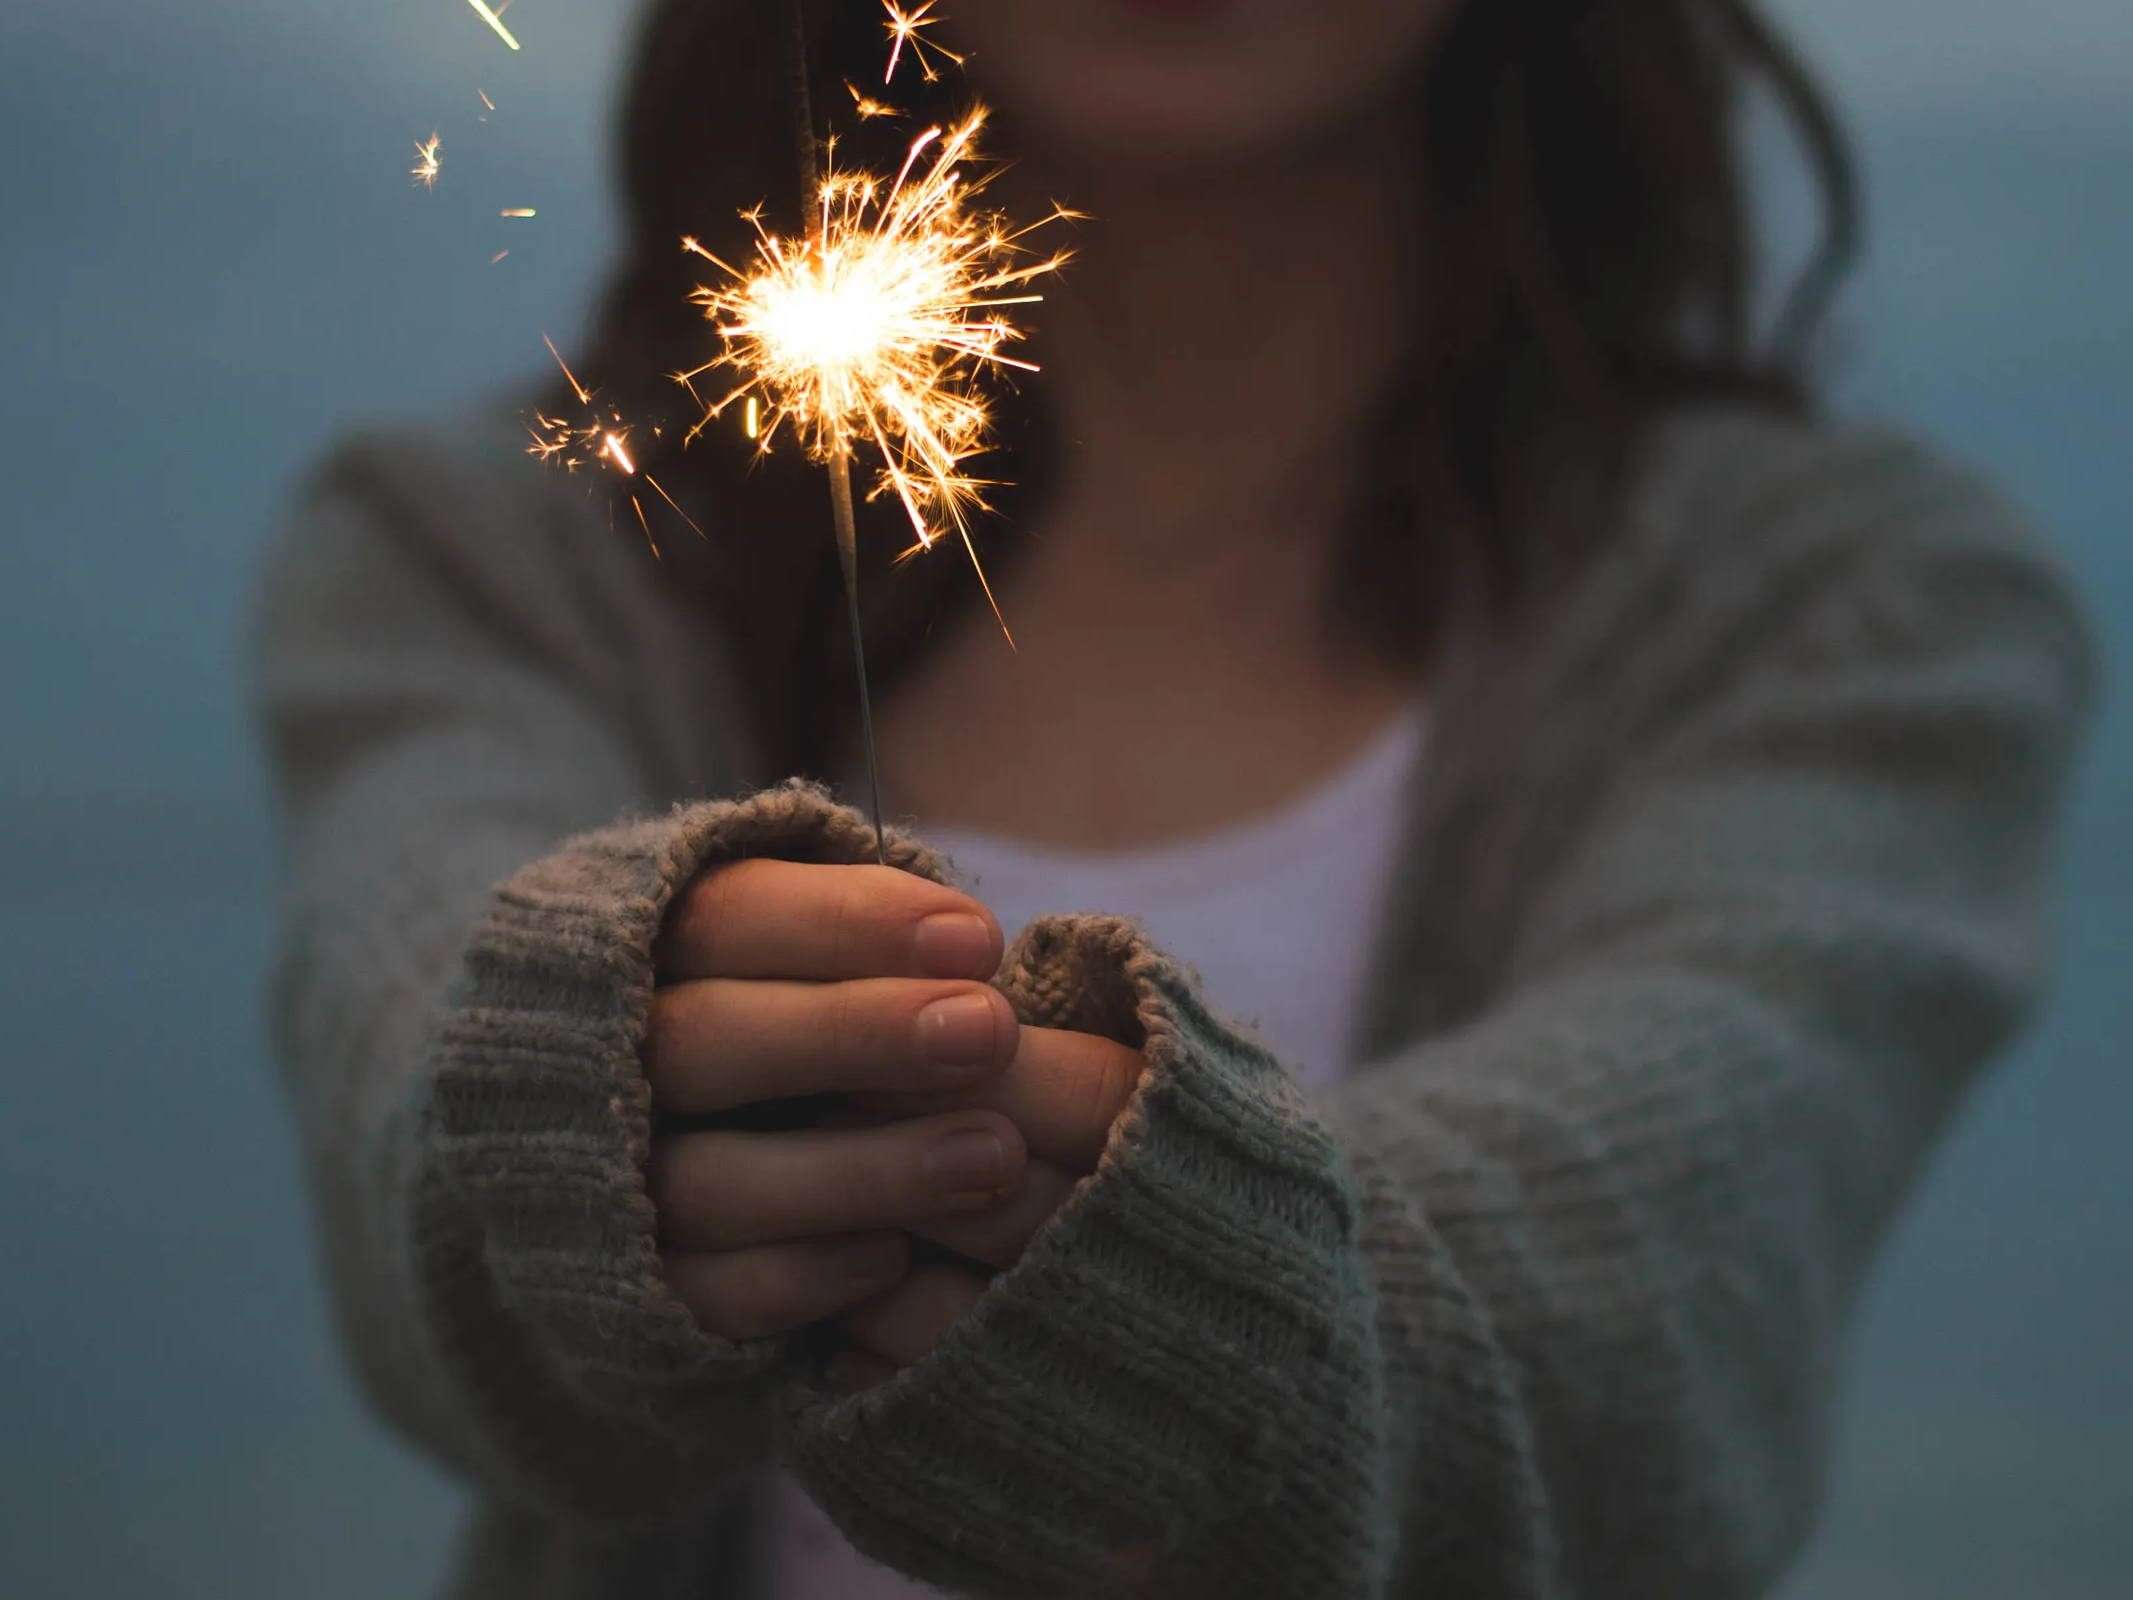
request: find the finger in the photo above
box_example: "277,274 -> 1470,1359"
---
835,1261 -> 988,1369
847,1025 -> 1145,1173
647,1111 -> 1028,1251
643,977 -> 1018,1113
661,1230 -> 910,1343
904,1155 -> 1081,1270
657,859 -> 1003,982
812,1103 -> 1082,1268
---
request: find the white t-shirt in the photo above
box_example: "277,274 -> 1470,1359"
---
765,702 -> 1431,1596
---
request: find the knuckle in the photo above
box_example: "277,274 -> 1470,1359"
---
827,869 -> 868,971
667,1256 -> 750,1341
645,1135 -> 728,1249
816,981 -> 862,1070
689,863 -> 734,940
641,986 -> 702,1077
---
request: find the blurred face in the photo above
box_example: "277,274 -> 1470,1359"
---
948,0 -> 1459,175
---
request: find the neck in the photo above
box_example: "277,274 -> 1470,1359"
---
1006,113 -> 1426,557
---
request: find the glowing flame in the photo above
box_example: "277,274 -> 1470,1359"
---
680,109 -> 1073,626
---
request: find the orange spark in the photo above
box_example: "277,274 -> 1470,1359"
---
490,249 -> 511,263
543,334 -> 592,403
529,336 -> 705,545
500,208 -> 537,218
883,2 -> 962,85
410,134 -> 442,188
846,81 -> 900,120
629,495 -> 662,560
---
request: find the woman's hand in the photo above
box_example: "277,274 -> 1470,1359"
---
642,858 -> 1033,1341
824,967 -> 1148,1393
644,855 -> 1144,1378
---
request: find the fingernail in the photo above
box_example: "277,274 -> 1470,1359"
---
914,912 -> 995,978
916,992 -> 1001,1069
921,1127 -> 1005,1194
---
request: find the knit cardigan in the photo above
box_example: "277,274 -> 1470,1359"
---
251,403 -> 2099,1600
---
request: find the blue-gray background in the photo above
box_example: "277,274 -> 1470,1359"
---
2,1 -> 2125,1594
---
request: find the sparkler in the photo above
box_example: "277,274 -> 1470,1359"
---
433,0 -> 1062,857
680,119 -> 1068,604
675,1 -> 1072,860
411,134 -> 442,188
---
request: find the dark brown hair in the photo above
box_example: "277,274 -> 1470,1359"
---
569,0 -> 1860,776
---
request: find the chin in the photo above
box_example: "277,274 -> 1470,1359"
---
958,1 -> 1445,180
1010,66 -> 1331,174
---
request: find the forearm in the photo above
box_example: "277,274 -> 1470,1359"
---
1321,967 -> 1971,1597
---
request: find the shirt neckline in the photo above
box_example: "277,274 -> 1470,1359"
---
917,701 -> 1431,886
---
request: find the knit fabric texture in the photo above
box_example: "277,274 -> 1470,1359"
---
252,403 -> 2100,1599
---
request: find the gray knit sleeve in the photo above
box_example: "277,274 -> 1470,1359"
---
252,425 -> 802,1516
754,446 -> 2101,1599
416,783 -> 965,1517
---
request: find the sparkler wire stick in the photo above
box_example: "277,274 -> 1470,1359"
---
787,0 -> 889,865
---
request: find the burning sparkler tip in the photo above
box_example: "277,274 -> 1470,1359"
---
684,101 -> 1063,622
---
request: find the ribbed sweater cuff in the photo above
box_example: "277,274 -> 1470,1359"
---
420,781 -> 960,1484
772,915 -> 1391,1599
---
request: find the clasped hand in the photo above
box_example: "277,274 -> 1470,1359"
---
642,858 -> 1145,1390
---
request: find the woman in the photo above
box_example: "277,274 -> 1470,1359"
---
254,1 -> 2099,1597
